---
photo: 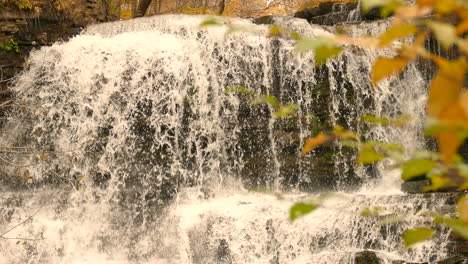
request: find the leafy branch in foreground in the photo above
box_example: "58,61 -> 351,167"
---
202,0 -> 468,247
296,0 -> 468,246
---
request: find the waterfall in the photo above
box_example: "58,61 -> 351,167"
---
0,15 -> 454,264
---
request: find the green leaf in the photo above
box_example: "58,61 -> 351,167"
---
315,45 -> 343,65
294,37 -> 342,65
403,228 -> 434,247
332,125 -> 358,140
444,219 -> 468,239
289,31 -> 302,41
358,145 -> 386,164
426,21 -> 457,50
361,0 -> 401,13
361,114 -> 411,127
295,38 -> 319,53
361,206 -> 383,217
200,18 -> 221,27
375,142 -> 404,153
401,159 -> 436,181
380,0 -> 401,17
274,104 -> 298,118
225,26 -> 257,36
224,87 -> 253,94
378,216 -> 406,225
424,118 -> 452,136
458,163 -> 468,178
361,0 -> 389,12
290,203 -> 317,221
255,95 -> 279,106
412,149 -> 440,160
424,174 -> 453,192
269,25 -> 283,36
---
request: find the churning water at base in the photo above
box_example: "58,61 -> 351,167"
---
0,185 -> 457,264
0,15 -> 451,263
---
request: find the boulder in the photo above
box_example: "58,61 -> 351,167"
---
294,1 -> 394,25
295,1 -> 359,24
401,180 -> 431,193
435,254 -> 467,264
354,250 -> 381,264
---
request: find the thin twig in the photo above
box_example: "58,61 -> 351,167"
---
0,207 -> 42,238
0,154 -> 40,168
0,236 -> 43,241
0,76 -> 16,83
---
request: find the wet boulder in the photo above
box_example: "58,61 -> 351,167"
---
354,250 -> 381,264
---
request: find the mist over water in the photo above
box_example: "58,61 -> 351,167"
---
0,15 -> 450,264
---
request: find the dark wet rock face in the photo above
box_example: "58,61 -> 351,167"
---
435,254 -> 467,264
401,180 -> 432,194
294,1 -> 389,26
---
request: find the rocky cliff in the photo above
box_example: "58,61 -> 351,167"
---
137,0 -> 352,17
0,0 -> 115,111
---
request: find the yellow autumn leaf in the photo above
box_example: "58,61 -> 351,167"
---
437,130 -> 461,165
427,60 -> 465,118
336,35 -> 379,49
458,195 -> 468,222
426,21 -> 458,50
459,8 -> 468,19
434,0 -> 459,15
399,33 -> 429,61
458,39 -> 468,55
371,57 -> 409,86
379,24 -> 418,47
437,101 -> 468,164
301,133 -> 331,156
457,21 -> 468,35
393,5 -> 432,26
416,0 -> 435,7
460,91 -> 468,117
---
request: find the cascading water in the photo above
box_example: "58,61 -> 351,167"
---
0,14 -> 457,264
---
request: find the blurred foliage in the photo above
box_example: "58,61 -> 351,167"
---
224,87 -> 299,119
202,0 -> 468,247
403,228 -> 434,247
296,0 -> 468,246
290,202 -> 318,221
